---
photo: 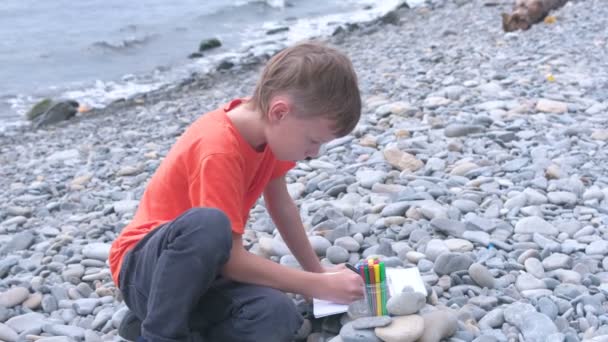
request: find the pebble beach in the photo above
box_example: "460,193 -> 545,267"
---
1,0 -> 607,341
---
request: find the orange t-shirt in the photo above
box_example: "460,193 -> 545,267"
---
108,99 -> 295,285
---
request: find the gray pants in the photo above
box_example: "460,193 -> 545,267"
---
118,208 -> 303,342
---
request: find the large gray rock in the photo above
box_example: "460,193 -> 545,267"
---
434,253 -> 474,275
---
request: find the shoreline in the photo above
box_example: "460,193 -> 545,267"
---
1,0 -> 608,340
0,0 -> 409,133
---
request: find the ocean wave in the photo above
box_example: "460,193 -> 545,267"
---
234,0 -> 287,9
89,34 -> 158,52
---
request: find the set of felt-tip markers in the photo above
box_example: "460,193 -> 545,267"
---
354,258 -> 388,316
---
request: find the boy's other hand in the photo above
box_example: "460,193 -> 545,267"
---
318,268 -> 364,304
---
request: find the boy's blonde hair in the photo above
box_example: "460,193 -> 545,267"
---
251,41 -> 361,137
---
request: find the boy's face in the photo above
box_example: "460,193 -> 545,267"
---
265,99 -> 337,161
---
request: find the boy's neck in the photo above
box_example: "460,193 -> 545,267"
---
226,102 -> 267,152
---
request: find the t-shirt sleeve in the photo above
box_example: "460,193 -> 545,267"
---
271,160 -> 296,179
189,153 -> 246,234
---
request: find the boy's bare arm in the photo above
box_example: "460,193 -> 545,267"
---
263,176 -> 324,273
220,234 -> 363,303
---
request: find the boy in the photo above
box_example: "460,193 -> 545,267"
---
109,41 -> 365,342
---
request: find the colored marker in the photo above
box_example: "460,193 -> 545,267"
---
368,259 -> 375,314
363,263 -> 372,311
380,261 -> 387,315
346,263 -> 359,275
374,262 -> 381,316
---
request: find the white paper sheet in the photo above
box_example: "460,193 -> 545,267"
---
313,267 -> 427,318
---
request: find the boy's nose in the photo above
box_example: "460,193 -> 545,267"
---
305,149 -> 319,159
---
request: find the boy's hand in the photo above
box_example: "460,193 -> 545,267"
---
323,263 -> 348,273
317,268 -> 365,304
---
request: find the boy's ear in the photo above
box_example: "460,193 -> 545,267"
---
267,97 -> 292,123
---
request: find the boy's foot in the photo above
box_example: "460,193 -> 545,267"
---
118,310 -> 142,341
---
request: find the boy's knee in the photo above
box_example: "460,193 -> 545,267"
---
249,290 -> 302,338
174,208 -> 233,254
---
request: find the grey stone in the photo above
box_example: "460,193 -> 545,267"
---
515,217 -> 558,236
430,218 -> 466,237
0,287 -> 29,308
340,321 -> 381,342
386,291 -> 426,316
469,263 -> 495,288
434,253 -> 474,275
352,316 -> 392,329
327,246 -> 350,264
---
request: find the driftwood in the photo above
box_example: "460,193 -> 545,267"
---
502,0 -> 569,32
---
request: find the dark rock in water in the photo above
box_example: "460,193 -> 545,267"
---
188,52 -> 203,59
332,23 -> 360,36
26,98 -> 53,120
380,10 -> 400,25
217,60 -> 234,71
199,38 -> 221,52
33,100 -> 79,128
266,27 -> 289,35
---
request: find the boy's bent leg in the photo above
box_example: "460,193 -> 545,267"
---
119,207 -> 232,342
195,280 -> 303,342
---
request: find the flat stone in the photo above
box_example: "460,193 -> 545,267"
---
504,303 -> 558,342
524,258 -> 545,278
0,322 -> 18,342
430,218 -> 465,237
434,252 -> 474,275
0,231 -> 35,254
536,99 -> 568,113
516,273 -> 546,291
0,287 -> 30,308
340,321 -> 381,342
444,239 -> 474,252
444,124 -> 484,137
43,324 -> 86,340
73,298 -> 100,315
82,243 -> 111,261
586,240 -> 608,255
463,231 -> 490,246
514,217 -> 558,236
383,147 -> 423,172
356,170 -> 387,189
374,315 -> 424,342
547,191 -> 577,206
5,312 -> 47,333
113,200 -> 139,215
469,263 -> 495,289
352,316 -> 392,329
542,253 -> 572,271
424,239 -> 449,261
